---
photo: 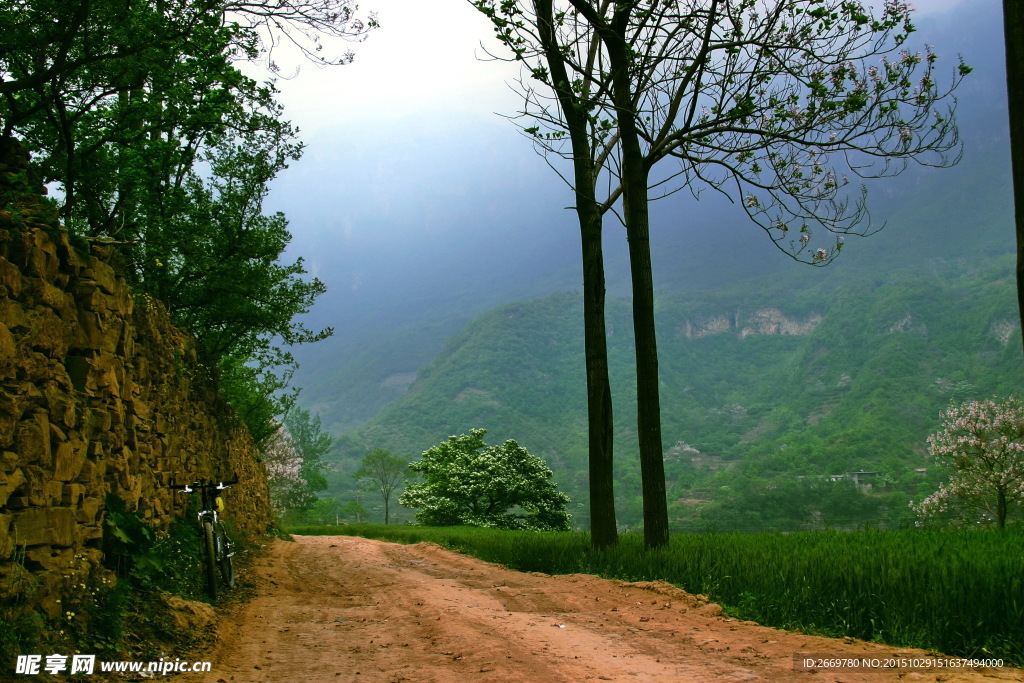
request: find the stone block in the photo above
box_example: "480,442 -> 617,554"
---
0,297 -> 30,332
39,279 -> 71,314
49,421 -> 66,443
43,479 -> 63,504
14,411 -> 50,466
20,351 -> 52,383
11,507 -> 76,546
0,467 -> 26,507
77,497 -> 102,525
0,450 -> 17,472
80,523 -> 102,542
25,305 -> 69,357
125,397 -> 151,422
92,354 -> 123,395
0,258 -> 21,297
0,412 -> 16,450
100,319 -> 123,355
108,401 -> 124,427
26,229 -> 59,279
61,483 -> 85,507
79,260 -> 116,295
53,441 -> 86,481
0,512 -> 13,559
83,406 -> 110,435
43,382 -> 76,429
0,320 -> 15,361
74,309 -> 104,351
74,283 -> 103,312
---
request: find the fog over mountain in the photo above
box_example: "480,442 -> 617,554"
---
261,0 -> 1013,435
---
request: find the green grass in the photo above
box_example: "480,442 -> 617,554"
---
291,524 -> 1024,666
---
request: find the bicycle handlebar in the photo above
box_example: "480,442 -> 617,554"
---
169,476 -> 239,492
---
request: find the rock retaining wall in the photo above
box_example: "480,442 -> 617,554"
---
0,137 -> 273,609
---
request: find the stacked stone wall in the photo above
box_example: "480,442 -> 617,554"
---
0,137 -> 273,609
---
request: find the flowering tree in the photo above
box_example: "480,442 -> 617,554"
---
399,429 -> 572,531
261,426 -> 320,516
913,397 -> 1024,529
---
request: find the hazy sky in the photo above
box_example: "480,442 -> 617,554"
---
265,0 -> 976,138
258,0 -> 990,286
265,0 -> 521,136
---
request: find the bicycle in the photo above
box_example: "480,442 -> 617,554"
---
169,477 -> 238,600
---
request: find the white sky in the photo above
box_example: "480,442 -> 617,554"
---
265,0 -> 522,136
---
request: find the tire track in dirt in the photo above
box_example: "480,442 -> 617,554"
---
180,536 -> 1024,682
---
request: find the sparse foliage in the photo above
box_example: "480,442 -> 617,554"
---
355,448 -> 409,525
399,429 -> 572,531
473,0 -> 967,547
913,396 -> 1024,529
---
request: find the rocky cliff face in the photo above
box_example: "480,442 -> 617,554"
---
679,307 -> 822,340
0,137 -> 272,610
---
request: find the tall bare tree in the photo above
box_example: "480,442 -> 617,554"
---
476,0 -> 968,548
475,0 -> 624,548
1005,0 -> 1024,352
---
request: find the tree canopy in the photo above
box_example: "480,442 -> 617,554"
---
399,429 -> 572,531
261,407 -> 332,517
355,448 -> 409,525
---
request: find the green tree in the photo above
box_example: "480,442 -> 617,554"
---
399,429 -> 572,531
474,0 -> 966,547
283,406 -> 333,495
1,0 -> 373,440
355,449 -> 409,525
339,500 -> 368,524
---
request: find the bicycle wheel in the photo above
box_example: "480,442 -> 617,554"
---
202,520 -> 218,600
215,524 -> 235,589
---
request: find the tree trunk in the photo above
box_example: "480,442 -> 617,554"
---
535,0 -> 618,549
1005,0 -> 1024,352
621,162 -> 670,550
603,7 -> 670,549
581,206 -> 618,549
996,487 -> 1007,529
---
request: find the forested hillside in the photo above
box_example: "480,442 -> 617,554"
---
314,93 -> 1021,531
330,244 -> 1022,530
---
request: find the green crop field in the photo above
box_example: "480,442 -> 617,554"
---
290,525 -> 1024,666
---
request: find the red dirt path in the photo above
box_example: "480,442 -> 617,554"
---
179,535 -> 1024,682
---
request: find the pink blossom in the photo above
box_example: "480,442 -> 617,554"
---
912,396 -> 1024,528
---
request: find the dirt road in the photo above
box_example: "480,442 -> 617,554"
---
182,536 -> 1022,682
